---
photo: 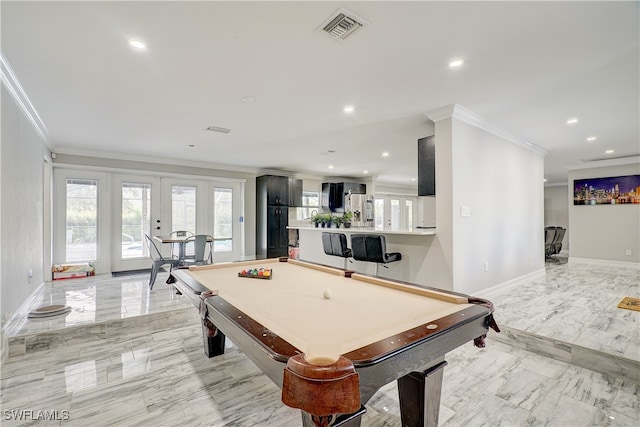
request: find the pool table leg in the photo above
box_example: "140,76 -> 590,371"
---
300,405 -> 366,427
202,318 -> 226,358
397,360 -> 448,427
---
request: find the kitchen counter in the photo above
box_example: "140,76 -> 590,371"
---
287,225 -> 436,236
288,226 -> 439,284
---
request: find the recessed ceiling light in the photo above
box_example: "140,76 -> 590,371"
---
543,178 -> 547,182
605,149 -> 614,154
129,39 -> 147,50
363,170 -> 368,174
411,178 -> 416,182
343,105 -> 355,113
566,118 -> 579,125
448,58 -> 464,69
328,165 -> 334,169
241,96 -> 256,103
382,152 -> 389,157
586,136 -> 597,142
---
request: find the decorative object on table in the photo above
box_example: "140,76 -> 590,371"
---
238,268 -> 272,279
617,296 -> 640,312
573,174 -> 640,205
28,304 -> 72,318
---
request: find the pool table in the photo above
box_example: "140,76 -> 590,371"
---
172,258 -> 499,427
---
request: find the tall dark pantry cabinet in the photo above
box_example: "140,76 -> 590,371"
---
256,175 -> 302,259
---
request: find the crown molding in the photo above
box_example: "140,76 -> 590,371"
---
1,53 -> 50,145
426,104 -> 547,156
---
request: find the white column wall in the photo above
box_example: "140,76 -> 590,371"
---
449,119 -> 545,295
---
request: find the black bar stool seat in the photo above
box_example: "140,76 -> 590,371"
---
321,232 -> 352,269
351,234 -> 401,275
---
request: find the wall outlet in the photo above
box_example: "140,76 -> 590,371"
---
626,249 -> 632,256
460,206 -> 471,217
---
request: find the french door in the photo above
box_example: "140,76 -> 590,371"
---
113,177 -> 243,270
111,175 -> 162,272
54,167 -> 245,274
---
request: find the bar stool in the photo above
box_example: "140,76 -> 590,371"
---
351,234 -> 401,276
321,232 -> 353,269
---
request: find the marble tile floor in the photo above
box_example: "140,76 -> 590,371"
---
1,315 -> 638,427
486,260 -> 639,382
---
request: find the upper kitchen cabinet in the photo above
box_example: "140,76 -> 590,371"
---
418,136 -> 436,196
258,175 -> 289,206
288,178 -> 303,207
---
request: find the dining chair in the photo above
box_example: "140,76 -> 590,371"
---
144,234 -> 180,290
182,234 -> 214,266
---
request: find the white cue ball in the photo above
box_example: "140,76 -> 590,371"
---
322,289 -> 332,299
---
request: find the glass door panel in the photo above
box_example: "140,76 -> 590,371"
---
390,199 -> 400,231
171,185 -> 196,234
213,187 -> 233,252
121,182 -> 151,259
405,200 -> 414,230
208,181 -> 242,262
65,178 -> 98,262
112,175 -> 160,272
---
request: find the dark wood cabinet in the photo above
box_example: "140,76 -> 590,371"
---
266,206 -> 288,257
256,175 -> 296,259
288,178 -> 303,207
418,136 -> 436,196
263,175 -> 289,206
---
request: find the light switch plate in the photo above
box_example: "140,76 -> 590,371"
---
460,206 -> 471,217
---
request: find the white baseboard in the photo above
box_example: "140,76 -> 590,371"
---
569,257 -> 640,270
474,268 -> 546,300
2,281 -> 46,338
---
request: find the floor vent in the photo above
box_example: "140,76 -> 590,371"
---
320,8 -> 368,41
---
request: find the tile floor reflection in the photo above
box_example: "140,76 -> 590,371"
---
1,262 -> 639,426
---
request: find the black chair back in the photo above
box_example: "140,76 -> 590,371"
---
322,232 -> 352,258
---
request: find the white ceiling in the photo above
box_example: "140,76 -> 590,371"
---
2,1 -> 638,186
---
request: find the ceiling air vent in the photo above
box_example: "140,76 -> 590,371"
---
320,8 -> 368,41
206,125 -> 231,134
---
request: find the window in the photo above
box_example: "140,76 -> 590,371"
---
121,183 -> 151,259
298,191 -> 320,220
66,178 -> 98,262
171,185 -> 196,234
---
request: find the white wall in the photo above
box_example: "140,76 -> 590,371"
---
1,85 -> 47,323
451,119 -> 545,294
420,106 -> 546,295
568,161 -> 640,264
544,184 -> 569,252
